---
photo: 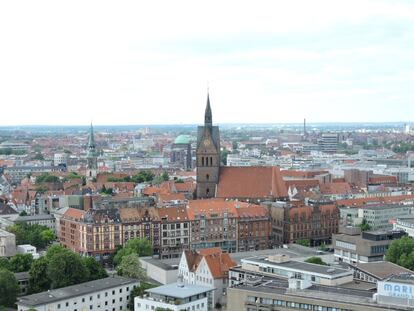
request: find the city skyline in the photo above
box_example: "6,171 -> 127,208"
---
1,0 -> 414,125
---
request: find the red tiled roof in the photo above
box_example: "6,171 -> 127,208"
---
369,176 -> 397,184
336,194 -> 414,207
285,179 -> 320,189
320,182 -> 352,195
63,208 -> 85,220
217,166 -> 288,199
186,199 -> 239,220
281,170 -> 328,178
174,181 -> 196,193
158,207 -> 189,221
183,248 -> 236,279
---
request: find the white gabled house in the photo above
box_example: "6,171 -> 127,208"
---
178,247 -> 236,306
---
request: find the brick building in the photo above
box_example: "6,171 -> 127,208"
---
268,200 -> 339,246
159,207 -> 191,259
187,199 -> 238,253
119,207 -> 161,257
60,207 -> 123,261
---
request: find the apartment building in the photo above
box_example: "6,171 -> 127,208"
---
17,276 -> 138,311
159,207 -> 190,259
119,207 -> 160,256
186,199 -> 238,252
60,208 -> 123,261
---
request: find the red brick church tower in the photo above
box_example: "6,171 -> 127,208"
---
196,93 -> 220,198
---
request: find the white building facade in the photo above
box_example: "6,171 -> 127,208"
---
17,276 -> 138,311
135,282 -> 212,311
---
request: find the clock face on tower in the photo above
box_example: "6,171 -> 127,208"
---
203,138 -> 211,147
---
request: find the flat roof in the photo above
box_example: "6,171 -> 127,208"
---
147,282 -> 214,299
16,214 -> 55,221
353,261 -> 414,280
18,276 -> 138,307
242,257 -> 351,278
140,257 -> 178,271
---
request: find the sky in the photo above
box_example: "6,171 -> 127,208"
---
1,0 -> 414,126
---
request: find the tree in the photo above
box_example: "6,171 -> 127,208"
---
161,171 -> 169,181
7,223 -> 56,249
9,253 -> 33,272
82,257 -> 108,281
220,149 -> 230,165
128,282 -> 156,309
47,251 -> 89,289
117,253 -> 146,281
113,238 -> 152,266
0,269 -> 19,307
295,239 -> 310,247
385,236 -> 414,270
358,218 -> 371,231
45,244 -> 67,260
28,257 -> 50,294
19,210 -> 28,216
0,258 -> 10,271
305,257 -> 328,266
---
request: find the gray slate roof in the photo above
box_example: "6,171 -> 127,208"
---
18,276 -> 138,307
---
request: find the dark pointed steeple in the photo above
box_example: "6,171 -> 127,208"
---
87,123 -> 97,158
204,92 -> 212,127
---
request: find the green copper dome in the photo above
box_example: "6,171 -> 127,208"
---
174,135 -> 191,145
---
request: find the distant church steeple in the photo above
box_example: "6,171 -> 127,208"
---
86,123 -> 98,180
204,92 -> 212,128
196,91 -> 220,199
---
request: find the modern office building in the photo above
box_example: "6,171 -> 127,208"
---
135,282 -> 213,311
333,229 -> 406,264
240,254 -> 353,286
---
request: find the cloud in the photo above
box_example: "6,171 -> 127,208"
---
1,0 -> 414,125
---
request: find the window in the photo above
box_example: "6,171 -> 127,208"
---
90,296 -> 93,301
58,304 -> 61,309
90,306 -> 93,310
66,302 -> 69,307
119,288 -> 122,293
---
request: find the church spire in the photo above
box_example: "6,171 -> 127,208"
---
87,123 -> 95,150
204,92 -> 212,127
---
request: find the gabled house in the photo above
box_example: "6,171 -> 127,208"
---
178,247 -> 236,306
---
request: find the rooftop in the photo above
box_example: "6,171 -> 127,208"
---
242,256 -> 351,278
353,261 -> 414,280
18,276 -> 137,307
16,214 -> 55,222
146,282 -> 214,299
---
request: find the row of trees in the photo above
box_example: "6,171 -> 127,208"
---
6,223 -> 55,249
35,173 -> 60,184
29,245 -> 108,292
107,171 -> 169,185
0,245 -> 108,308
0,254 -> 33,273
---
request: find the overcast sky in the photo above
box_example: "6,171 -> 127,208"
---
1,0 -> 414,125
